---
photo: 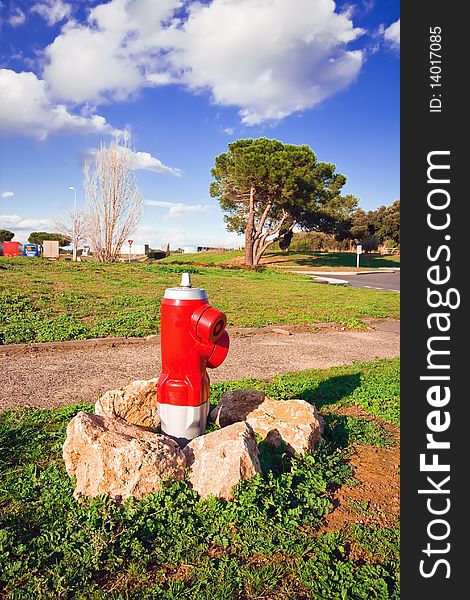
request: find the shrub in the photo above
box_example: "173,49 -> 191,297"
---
361,235 -> 380,252
147,250 -> 167,260
272,232 -> 351,252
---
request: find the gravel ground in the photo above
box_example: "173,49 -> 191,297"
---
0,320 -> 399,412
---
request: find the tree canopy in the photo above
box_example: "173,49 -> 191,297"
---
0,230 -> 15,242
28,232 -> 71,246
210,138 -> 357,265
347,200 -> 400,250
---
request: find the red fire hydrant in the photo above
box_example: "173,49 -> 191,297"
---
157,273 -> 229,445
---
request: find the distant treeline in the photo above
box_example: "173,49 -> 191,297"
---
274,200 -> 400,253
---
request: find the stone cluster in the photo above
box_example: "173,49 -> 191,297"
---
63,382 -> 324,501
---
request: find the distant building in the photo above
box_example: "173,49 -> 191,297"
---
180,245 -> 229,254
118,244 -> 149,257
197,246 -> 225,252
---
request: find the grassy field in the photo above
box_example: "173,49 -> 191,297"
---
259,251 -> 400,270
162,249 -> 243,265
0,358 -> 400,599
0,258 -> 399,344
162,250 -> 400,270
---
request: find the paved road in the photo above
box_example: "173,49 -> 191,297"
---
0,320 -> 400,411
323,271 -> 400,292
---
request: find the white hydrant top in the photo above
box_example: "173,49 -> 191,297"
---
180,272 -> 192,288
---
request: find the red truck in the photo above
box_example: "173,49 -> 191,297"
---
1,241 -> 21,257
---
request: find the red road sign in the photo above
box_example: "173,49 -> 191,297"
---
128,239 -> 133,245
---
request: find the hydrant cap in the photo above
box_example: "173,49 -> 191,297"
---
163,287 -> 208,300
163,271 -> 208,300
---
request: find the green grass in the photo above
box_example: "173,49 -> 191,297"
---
0,258 -> 399,344
209,357 -> 400,425
162,249 -> 400,270
261,251 -> 400,270
0,359 -> 399,598
323,414 -> 394,448
161,249 -> 242,265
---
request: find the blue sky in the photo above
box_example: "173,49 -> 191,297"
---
0,0 -> 399,248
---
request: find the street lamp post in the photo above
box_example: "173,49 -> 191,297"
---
69,186 -> 77,262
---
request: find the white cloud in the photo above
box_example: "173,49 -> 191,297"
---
0,214 -> 56,243
145,72 -> 179,86
42,0 -> 181,103
164,0 -> 364,124
83,147 -> 182,176
8,7 -> 25,26
342,0 -> 375,17
40,0 -> 365,124
132,151 -> 182,176
223,127 -> 234,135
160,227 -> 243,249
0,69 -> 118,139
166,203 -> 211,219
132,222 -> 243,249
145,199 -> 212,220
144,200 -> 179,208
0,214 -> 52,230
382,19 -> 400,50
1,191 -> 14,198
31,1 -> 72,26
43,25 -> 144,103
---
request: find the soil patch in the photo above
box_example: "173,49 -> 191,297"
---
320,405 -> 400,532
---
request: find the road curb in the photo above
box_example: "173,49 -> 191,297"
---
355,269 -> 399,275
310,276 -> 349,286
0,319 -> 399,357
0,323 -> 333,356
0,335 -> 161,355
291,269 -> 399,276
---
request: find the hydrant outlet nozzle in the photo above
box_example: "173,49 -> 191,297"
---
180,272 -> 192,288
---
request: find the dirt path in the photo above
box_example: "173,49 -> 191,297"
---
0,319 -> 399,412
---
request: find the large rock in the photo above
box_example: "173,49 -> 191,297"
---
183,422 -> 262,500
95,378 -> 159,430
63,412 -> 186,501
210,390 -> 324,455
210,389 -> 266,426
245,398 -> 324,455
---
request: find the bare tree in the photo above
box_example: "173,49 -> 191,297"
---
53,209 -> 90,261
84,135 -> 143,262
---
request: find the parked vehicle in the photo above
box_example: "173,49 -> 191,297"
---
42,240 -> 59,259
1,241 -> 23,257
23,243 -> 41,257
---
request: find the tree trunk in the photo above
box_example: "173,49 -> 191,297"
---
252,212 -> 292,266
244,186 -> 255,266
